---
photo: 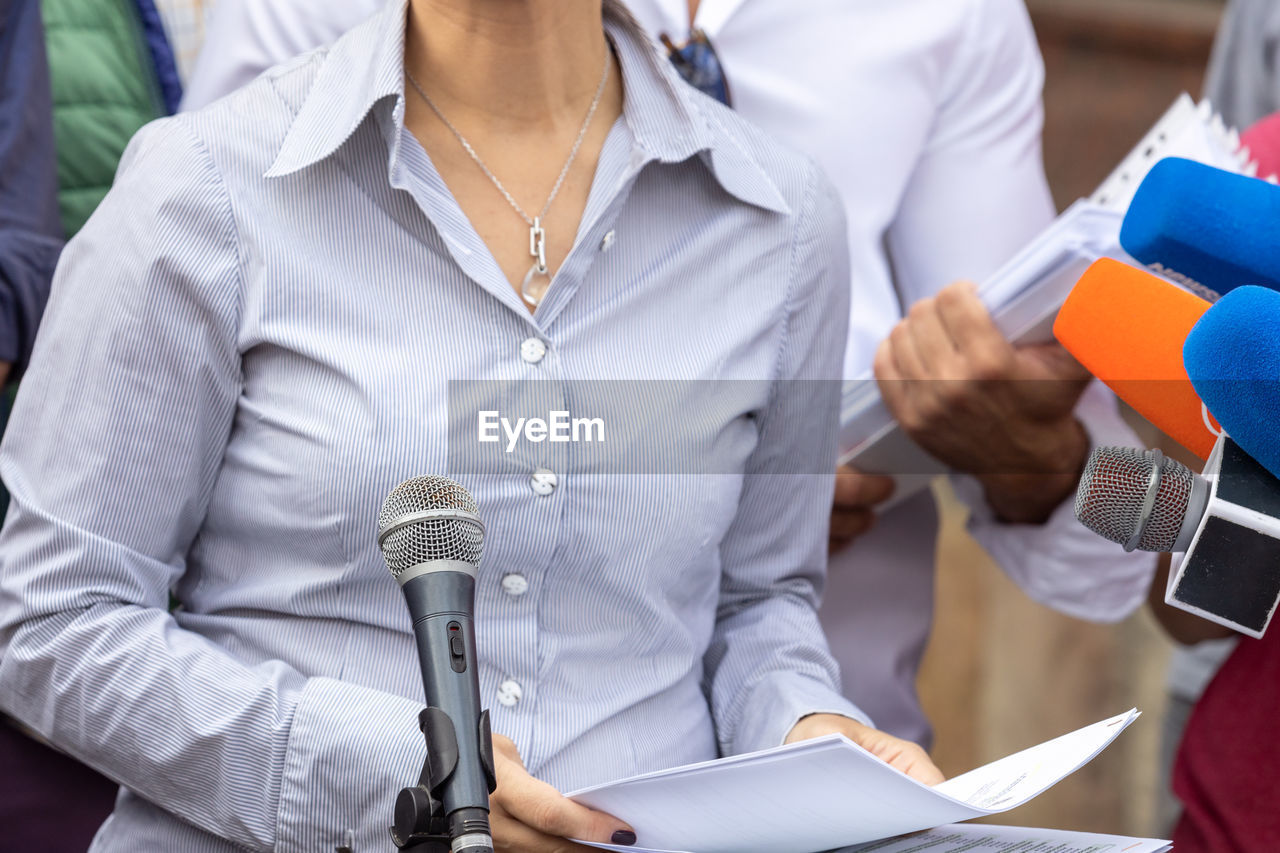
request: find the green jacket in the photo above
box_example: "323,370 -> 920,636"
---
42,0 -> 166,237
0,1 -> 170,519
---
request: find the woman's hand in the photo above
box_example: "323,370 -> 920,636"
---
785,714 -> 945,786
490,733 -> 637,851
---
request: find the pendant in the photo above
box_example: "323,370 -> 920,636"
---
521,263 -> 551,308
522,217 -> 551,308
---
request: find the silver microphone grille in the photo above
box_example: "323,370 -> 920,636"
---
1074,446 -> 1196,552
377,476 -> 484,579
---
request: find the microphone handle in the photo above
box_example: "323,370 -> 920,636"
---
402,567 -> 494,853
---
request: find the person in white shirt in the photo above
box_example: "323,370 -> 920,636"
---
181,0 -> 1156,749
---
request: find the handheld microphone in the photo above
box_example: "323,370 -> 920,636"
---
1053,258 -> 1217,460
378,477 -> 496,853
1076,438 -> 1280,638
1184,285 -> 1280,482
1120,157 -> 1280,299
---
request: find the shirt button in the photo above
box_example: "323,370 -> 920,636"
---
520,337 -> 547,364
501,573 -> 529,596
497,679 -> 523,707
600,230 -> 616,252
530,468 -> 557,496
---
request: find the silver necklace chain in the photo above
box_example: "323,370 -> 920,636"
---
405,49 -> 611,301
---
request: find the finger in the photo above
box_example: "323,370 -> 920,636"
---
863,737 -> 946,787
874,337 -> 912,419
832,469 -> 896,509
902,298 -> 959,375
829,508 -> 875,541
892,745 -> 946,787
1018,341 -> 1092,383
498,766 -> 633,845
934,281 -> 1013,373
491,800 -> 608,853
885,317 -> 929,380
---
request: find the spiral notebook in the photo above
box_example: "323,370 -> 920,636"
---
840,94 -> 1263,509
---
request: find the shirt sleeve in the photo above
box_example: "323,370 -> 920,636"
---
883,0 -> 1158,622
953,381 -> 1158,622
0,116 -> 426,852
181,0 -> 377,111
703,166 -> 873,757
885,0 -> 1056,307
0,0 -> 63,373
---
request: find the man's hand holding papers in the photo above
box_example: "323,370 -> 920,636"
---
874,280 -> 1091,524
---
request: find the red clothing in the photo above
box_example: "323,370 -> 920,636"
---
1173,627 -> 1280,852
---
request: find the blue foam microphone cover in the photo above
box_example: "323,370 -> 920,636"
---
1121,158 -> 1280,297
1184,285 -> 1280,481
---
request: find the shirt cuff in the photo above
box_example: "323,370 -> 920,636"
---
277,677 -> 426,853
733,671 -> 874,755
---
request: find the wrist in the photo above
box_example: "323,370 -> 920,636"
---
785,713 -> 866,744
978,416 -> 1089,524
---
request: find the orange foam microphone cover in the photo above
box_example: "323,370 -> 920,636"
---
1053,258 -> 1216,460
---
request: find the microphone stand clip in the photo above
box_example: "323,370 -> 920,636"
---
390,706 -> 497,852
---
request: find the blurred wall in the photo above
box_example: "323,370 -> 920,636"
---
915,0 -> 1223,837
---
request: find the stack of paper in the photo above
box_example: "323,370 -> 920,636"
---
841,93 -> 1262,508
568,710 -> 1144,853
842,824 -> 1170,853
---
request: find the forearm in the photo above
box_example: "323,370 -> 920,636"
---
0,590 -> 424,851
706,589 -> 870,755
978,413 -> 1089,524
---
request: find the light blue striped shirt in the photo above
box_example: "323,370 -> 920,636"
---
0,1 -> 859,850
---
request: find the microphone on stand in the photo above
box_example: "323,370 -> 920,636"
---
378,476 -> 496,853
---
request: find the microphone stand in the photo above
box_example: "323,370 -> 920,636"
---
390,707 -> 497,852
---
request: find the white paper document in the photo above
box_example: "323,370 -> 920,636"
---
842,823 -> 1171,853
569,710 -> 1139,853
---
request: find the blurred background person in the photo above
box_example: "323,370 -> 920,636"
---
1142,8 -> 1280,844
0,0 -> 61,434
1,0 -> 182,848
1204,0 -> 1280,131
1144,0 -> 1280,835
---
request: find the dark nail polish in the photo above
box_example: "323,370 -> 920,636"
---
611,829 -> 637,846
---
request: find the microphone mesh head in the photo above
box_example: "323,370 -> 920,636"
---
1074,446 -> 1196,552
377,476 -> 484,579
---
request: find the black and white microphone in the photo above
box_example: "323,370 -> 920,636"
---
378,476 -> 496,853
1076,437 -> 1280,638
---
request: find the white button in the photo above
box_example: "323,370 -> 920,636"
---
501,573 -> 529,596
497,679 -> 523,707
530,468 -> 557,496
520,337 -> 547,364
600,230 -> 616,252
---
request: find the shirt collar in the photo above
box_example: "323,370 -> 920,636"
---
265,0 -> 789,215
